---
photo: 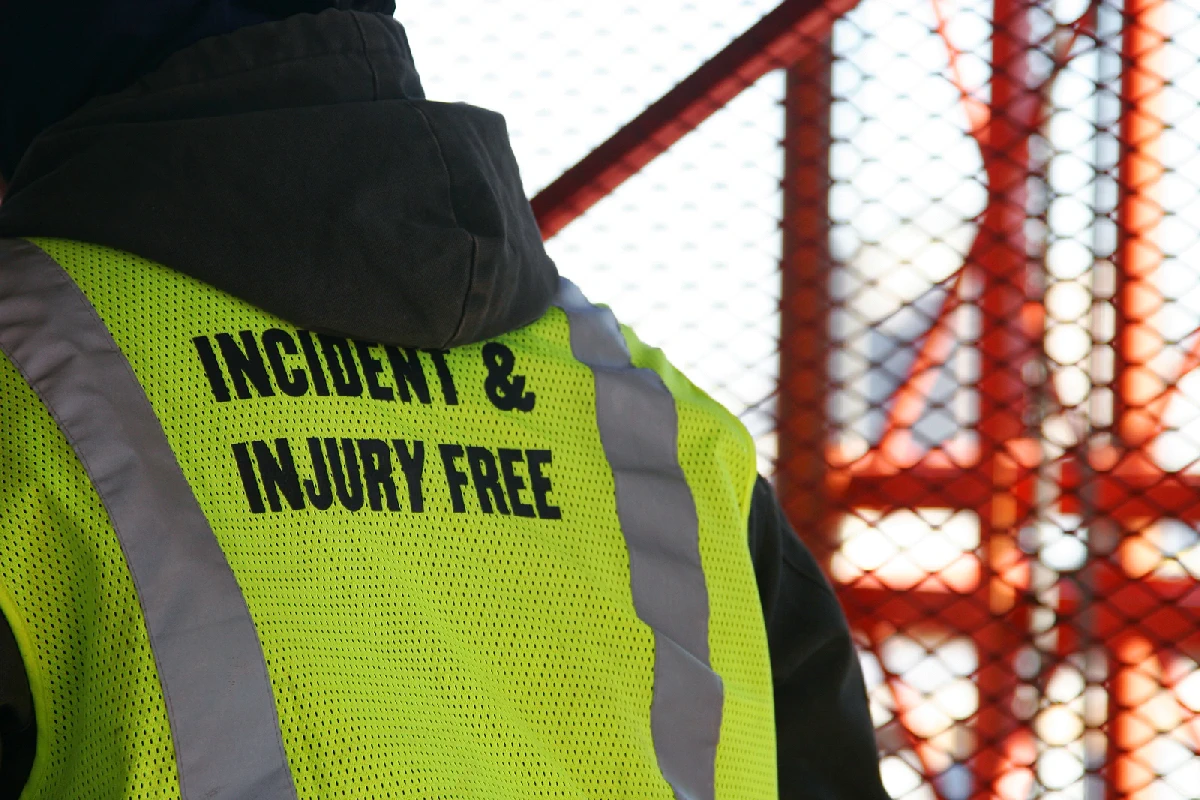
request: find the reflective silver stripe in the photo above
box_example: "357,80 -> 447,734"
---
0,239 -> 297,800
554,278 -> 722,800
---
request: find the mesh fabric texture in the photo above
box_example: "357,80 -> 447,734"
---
0,278 -> 179,796
624,329 -> 778,800
0,238 -> 773,798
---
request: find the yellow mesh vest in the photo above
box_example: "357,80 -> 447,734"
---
0,238 -> 775,799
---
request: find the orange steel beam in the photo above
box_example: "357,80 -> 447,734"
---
1112,6 -> 1170,791
839,452 -> 1200,522
777,41 -> 836,565
1115,0 -> 1168,449
1111,633 -> 1162,799
1056,573 -> 1200,654
845,574 -> 1199,640
530,0 -> 859,240
845,586 -> 1019,631
931,0 -> 990,136
971,1 -> 1040,793
876,267 -> 969,467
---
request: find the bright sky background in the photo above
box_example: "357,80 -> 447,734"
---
396,1 -> 788,474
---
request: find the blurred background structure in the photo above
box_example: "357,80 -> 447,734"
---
400,1 -> 1200,797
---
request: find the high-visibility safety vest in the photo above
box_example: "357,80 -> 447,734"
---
0,237 -> 775,799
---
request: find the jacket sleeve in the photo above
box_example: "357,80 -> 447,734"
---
747,475 -> 892,800
0,612 -> 35,799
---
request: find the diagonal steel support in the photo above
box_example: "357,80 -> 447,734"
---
531,0 -> 860,240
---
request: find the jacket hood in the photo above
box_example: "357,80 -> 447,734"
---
0,10 -> 558,349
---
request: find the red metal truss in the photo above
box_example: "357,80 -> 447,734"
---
813,1 -> 1195,798
527,0 -> 1200,797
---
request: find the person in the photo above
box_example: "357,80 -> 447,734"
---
0,1 -> 890,798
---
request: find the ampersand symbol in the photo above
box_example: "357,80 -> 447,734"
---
482,342 -> 536,412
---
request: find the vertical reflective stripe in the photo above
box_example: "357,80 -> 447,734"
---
0,239 -> 297,800
554,278 -> 723,800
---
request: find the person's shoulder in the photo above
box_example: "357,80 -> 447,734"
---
0,609 -> 36,797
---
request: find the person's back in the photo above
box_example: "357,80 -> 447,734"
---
0,3 -> 891,798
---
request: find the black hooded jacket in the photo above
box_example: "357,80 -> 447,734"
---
0,10 -> 889,798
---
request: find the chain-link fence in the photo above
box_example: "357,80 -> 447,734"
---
403,1 -> 1200,798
